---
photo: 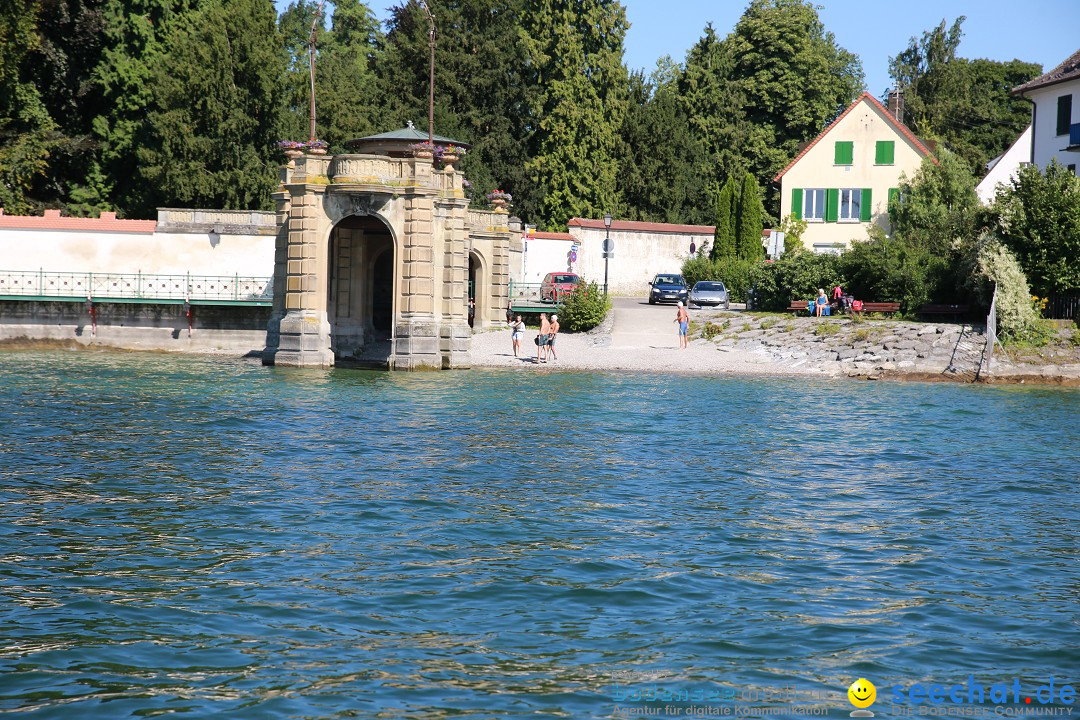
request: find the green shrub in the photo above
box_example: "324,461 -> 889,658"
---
959,232 -> 1048,345
760,317 -> 778,330
751,251 -> 843,311
702,321 -> 723,339
837,226 -> 949,315
559,281 -> 611,332
681,256 -> 762,302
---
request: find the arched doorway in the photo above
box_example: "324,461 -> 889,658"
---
468,251 -> 484,329
328,215 -> 394,360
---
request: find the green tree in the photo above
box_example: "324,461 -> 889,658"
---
0,0 -> 57,214
726,0 -> 863,219
889,18 -> 1040,178
520,0 -> 628,229
993,160 -> 1080,296
378,0 -> 531,212
279,0 -> 382,150
736,171 -> 764,261
890,149 -> 981,255
616,69 -> 707,224
136,0 -> 287,213
676,24 -> 747,186
710,175 -> 737,259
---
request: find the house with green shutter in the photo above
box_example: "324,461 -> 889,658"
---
774,91 -> 935,254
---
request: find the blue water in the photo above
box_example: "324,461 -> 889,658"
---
0,351 -> 1077,719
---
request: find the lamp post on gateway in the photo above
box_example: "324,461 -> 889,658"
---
603,211 -> 613,297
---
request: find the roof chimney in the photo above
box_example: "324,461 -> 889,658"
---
887,89 -> 904,123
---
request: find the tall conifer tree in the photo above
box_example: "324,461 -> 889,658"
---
736,171 -> 764,261
711,176 -> 738,260
519,0 -> 628,229
137,0 -> 287,213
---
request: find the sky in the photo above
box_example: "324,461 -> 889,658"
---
315,0 -> 1080,98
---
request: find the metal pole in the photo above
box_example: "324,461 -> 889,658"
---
420,1 -> 436,147
308,0 -> 326,143
604,226 -> 610,297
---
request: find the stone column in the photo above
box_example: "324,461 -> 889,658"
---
393,193 -> 440,369
267,187 -> 333,367
262,190 -> 291,363
438,197 -> 471,368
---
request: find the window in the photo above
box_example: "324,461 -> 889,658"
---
888,187 -> 901,212
803,188 -> 825,221
1069,164 -> 1078,177
875,141 -> 895,165
839,188 -> 865,222
1057,94 -> 1073,136
834,141 -> 853,165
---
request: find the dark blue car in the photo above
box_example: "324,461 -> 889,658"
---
648,274 -> 688,305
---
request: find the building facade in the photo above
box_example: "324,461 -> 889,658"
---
976,125 -> 1032,205
1012,49 -> 1080,176
774,92 -> 935,253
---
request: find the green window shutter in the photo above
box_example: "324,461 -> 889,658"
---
825,188 -> 839,222
792,188 -> 803,220
834,141 -> 853,165
888,187 -> 899,212
875,141 -> 895,165
860,188 -> 873,222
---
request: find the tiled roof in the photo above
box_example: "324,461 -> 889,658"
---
1012,49 -> 1080,94
348,123 -> 467,148
0,210 -> 156,233
527,231 -> 575,240
568,218 -> 714,234
773,92 -> 936,182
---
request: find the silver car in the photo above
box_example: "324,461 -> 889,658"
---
689,281 -> 729,309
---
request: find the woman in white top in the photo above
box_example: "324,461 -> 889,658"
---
510,314 -> 525,357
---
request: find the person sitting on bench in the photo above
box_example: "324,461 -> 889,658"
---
815,288 -> 831,316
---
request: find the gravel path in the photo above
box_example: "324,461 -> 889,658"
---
470,297 -> 838,377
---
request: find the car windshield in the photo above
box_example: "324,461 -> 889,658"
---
694,282 -> 726,291
553,275 -> 578,283
655,276 -> 682,285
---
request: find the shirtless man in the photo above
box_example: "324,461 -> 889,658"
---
547,314 -> 559,361
674,302 -> 689,349
537,313 -> 551,363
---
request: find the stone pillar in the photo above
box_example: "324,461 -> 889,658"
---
262,190 -> 291,362
491,219 -> 512,328
438,197 -> 471,368
393,194 -> 440,369
267,187 -> 333,367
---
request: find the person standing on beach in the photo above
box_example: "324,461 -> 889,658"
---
537,313 -> 551,363
548,314 -> 559,361
674,302 -> 689,349
510,314 -> 525,357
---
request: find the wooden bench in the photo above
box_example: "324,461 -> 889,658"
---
854,302 -> 901,316
918,303 -> 969,320
786,300 -> 810,314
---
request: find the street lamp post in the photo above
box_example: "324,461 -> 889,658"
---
603,211 -> 612,297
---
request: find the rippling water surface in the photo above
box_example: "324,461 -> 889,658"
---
1,351 -> 1077,719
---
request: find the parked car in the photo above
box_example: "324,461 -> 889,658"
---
540,272 -> 581,302
689,281 -> 730,309
648,274 -> 688,304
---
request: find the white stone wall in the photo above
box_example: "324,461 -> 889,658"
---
569,227 -> 706,296
520,235 -> 573,284
977,125 -> 1032,205
0,228 -> 274,277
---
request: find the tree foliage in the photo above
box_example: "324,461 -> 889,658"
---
136,0 -> 287,213
889,18 -> 1040,178
736,171 -> 764,261
711,176 -> 737,260
520,0 -> 628,230
993,160 -> 1080,296
890,150 -> 981,255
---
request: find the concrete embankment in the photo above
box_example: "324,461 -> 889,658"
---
0,300 -> 269,356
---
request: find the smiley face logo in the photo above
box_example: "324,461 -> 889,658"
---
848,678 -> 877,709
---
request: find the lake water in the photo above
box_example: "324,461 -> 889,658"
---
1,351 -> 1077,719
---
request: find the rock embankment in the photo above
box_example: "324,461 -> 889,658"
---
704,312 -> 975,379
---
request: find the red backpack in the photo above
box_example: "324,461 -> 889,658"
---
852,300 -> 864,311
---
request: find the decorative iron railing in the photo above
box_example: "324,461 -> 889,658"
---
0,270 -> 272,304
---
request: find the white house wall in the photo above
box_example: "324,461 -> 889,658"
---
520,236 -> 573,284
569,227 -> 708,296
1026,80 -> 1080,174
977,125 -> 1032,205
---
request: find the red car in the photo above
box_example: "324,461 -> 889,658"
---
540,272 -> 581,302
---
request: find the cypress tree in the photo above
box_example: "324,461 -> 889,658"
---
520,0 -> 628,230
711,176 -> 738,260
735,170 -> 764,261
